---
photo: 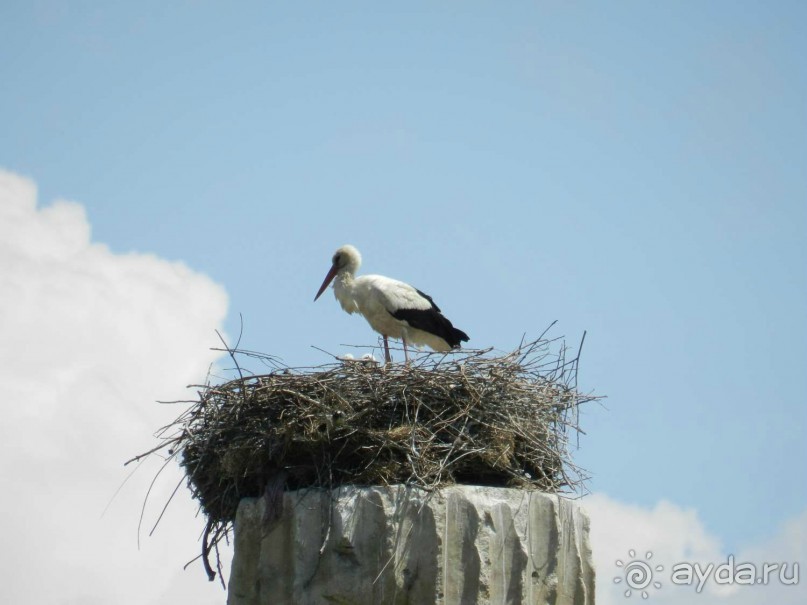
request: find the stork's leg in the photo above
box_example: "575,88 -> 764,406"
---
383,335 -> 391,364
403,337 -> 410,363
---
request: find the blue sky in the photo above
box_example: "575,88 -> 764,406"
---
2,2 -> 805,603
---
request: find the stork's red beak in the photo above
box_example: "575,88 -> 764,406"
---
314,264 -> 339,301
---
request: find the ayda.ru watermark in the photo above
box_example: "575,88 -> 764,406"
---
671,554 -> 799,593
614,549 -> 800,598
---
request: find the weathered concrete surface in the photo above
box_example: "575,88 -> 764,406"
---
227,485 -> 594,605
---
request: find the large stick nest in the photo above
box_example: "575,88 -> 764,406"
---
134,331 -> 597,582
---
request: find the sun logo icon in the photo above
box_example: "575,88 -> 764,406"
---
614,549 -> 664,599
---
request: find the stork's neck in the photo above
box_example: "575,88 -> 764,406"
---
334,268 -> 356,291
333,269 -> 359,312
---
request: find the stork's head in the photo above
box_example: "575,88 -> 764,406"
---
314,244 -> 362,301
331,244 -> 362,274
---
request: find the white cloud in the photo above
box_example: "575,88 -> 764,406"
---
0,169 -> 231,604
724,508 -> 806,605
585,493 -> 806,604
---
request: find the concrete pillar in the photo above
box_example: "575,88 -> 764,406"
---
227,485 -> 594,605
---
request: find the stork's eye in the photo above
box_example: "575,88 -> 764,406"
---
333,253 -> 341,264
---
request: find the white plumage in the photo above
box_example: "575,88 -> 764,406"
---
314,245 -> 469,363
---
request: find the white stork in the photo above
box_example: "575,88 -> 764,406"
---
314,244 -> 469,363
